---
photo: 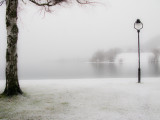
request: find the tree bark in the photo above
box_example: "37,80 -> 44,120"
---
3,0 -> 22,96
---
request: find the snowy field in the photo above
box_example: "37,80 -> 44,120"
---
0,78 -> 160,120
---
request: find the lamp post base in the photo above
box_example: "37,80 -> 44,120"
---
138,68 -> 141,83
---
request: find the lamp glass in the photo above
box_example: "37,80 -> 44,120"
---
135,23 -> 143,30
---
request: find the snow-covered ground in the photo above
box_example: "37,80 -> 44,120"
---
0,78 -> 160,120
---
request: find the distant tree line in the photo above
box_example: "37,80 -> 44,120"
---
90,48 -> 121,62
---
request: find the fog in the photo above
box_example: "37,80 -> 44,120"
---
0,0 -> 160,79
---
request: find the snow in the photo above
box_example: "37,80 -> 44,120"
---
0,78 -> 160,120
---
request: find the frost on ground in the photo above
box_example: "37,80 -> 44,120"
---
0,78 -> 160,120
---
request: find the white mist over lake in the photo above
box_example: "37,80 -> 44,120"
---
0,0 -> 160,79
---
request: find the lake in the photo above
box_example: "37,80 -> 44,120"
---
18,61 -> 160,79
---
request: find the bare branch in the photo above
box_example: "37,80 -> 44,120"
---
29,0 -> 56,6
27,0 -> 97,13
76,0 -> 96,4
29,0 -> 94,7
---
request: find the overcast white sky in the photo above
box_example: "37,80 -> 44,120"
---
0,0 -> 160,79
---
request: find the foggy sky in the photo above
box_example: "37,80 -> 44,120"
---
0,0 -> 160,79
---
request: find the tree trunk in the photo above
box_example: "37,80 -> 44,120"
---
3,0 -> 22,96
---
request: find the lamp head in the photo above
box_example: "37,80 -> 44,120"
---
134,19 -> 143,31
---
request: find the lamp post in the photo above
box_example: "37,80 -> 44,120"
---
134,19 -> 143,83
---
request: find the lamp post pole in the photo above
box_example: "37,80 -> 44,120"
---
137,30 -> 141,83
134,19 -> 143,83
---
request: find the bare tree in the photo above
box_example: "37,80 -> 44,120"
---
105,48 -> 121,62
90,48 -> 121,63
91,50 -> 105,62
0,0 -> 93,96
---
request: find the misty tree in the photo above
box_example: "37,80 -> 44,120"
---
90,48 -> 121,63
91,50 -> 105,62
0,0 -> 93,96
152,48 -> 160,62
105,48 -> 121,62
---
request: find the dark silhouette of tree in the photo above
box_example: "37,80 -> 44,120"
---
0,0 -> 93,96
91,48 -> 121,63
105,48 -> 121,62
91,50 -> 105,62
